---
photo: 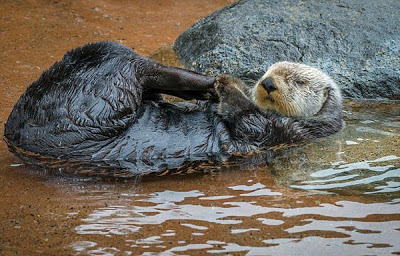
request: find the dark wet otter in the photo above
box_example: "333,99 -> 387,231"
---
4,42 -> 343,175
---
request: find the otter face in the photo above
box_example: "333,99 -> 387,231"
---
253,62 -> 340,117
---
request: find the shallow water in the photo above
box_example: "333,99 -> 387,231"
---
1,1 -> 399,255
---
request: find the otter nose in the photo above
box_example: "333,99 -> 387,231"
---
261,77 -> 276,94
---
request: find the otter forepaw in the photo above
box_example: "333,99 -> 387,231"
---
214,74 -> 238,99
214,75 -> 245,118
214,75 -> 258,118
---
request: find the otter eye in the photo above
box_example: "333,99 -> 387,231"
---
296,80 -> 306,86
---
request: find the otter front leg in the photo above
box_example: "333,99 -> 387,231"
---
215,75 -> 258,118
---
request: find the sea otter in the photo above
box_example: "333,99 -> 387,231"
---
4,42 -> 343,175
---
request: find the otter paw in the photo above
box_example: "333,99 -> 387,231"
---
214,74 -> 240,99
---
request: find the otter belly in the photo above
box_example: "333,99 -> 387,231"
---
87,102 -> 232,168
4,100 -> 233,173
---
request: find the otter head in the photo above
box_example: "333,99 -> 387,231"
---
253,62 -> 342,118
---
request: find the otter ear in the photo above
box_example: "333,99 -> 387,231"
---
314,88 -> 331,116
324,88 -> 329,96
322,88 -> 330,102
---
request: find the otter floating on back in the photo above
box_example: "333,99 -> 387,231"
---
4,42 -> 343,175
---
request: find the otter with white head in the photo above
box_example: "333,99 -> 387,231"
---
253,62 -> 342,118
215,61 -> 343,148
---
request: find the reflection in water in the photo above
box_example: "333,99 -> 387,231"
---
292,155 -> 400,194
207,233 -> 399,256
74,188 -> 400,255
270,104 -> 400,196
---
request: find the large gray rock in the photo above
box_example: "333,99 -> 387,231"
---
174,0 -> 400,100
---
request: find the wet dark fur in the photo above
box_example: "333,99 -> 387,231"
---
4,42 -> 343,175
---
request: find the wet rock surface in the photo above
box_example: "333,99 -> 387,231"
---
174,0 -> 400,100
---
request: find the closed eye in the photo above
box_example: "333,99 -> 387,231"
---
296,80 -> 306,86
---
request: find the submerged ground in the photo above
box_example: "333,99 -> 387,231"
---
0,1 -> 399,255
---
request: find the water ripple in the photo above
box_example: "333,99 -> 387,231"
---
74,188 -> 400,255
291,155 -> 400,194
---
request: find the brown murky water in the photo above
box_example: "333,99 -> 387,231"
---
1,1 -> 399,256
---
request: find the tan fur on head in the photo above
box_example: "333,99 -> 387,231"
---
253,62 -> 342,117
